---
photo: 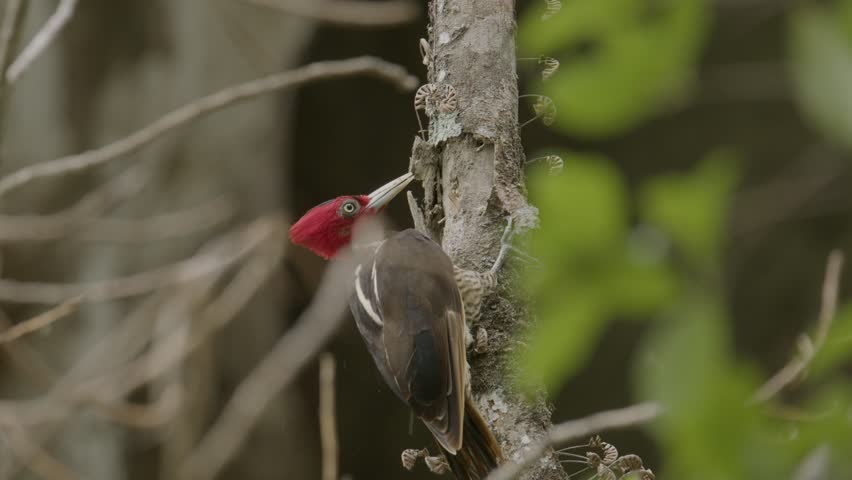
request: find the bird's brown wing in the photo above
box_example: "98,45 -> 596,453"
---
349,229 -> 467,453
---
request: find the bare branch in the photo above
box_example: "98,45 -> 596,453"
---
0,0 -> 26,74
0,0 -> 27,149
319,353 -> 339,480
91,383 -> 182,430
0,56 -> 418,197
0,196 -> 235,243
0,217 -> 281,304
0,297 -> 80,344
1,423 -> 79,480
0,221 -> 284,430
177,230 -> 371,480
751,250 -> 845,404
6,0 -> 77,83
486,403 -> 663,480
244,0 -> 418,27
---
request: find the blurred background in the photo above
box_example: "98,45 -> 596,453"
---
1,0 -> 851,479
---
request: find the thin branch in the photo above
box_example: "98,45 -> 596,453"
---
6,0 -> 77,83
96,239 -> 284,402
177,229 -> 372,480
0,297 -> 80,344
485,403 -> 663,480
0,0 -> 26,75
0,157 -> 161,242
319,353 -> 339,480
751,250 -> 845,404
0,223 -> 283,428
91,383 -> 182,430
0,196 -> 235,243
0,0 -> 27,151
244,0 -> 418,27
0,217 -> 281,304
1,423 -> 79,480
0,56 -> 418,197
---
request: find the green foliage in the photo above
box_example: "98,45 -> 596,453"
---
518,3 -> 852,477
790,3 -> 852,148
810,303 -> 852,379
639,150 -> 739,269
519,150 -> 852,478
518,0 -> 710,137
636,300 -> 789,479
519,153 -> 677,392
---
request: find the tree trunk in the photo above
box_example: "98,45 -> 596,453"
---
409,1 -> 567,478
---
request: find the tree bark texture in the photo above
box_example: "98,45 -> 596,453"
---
409,1 -> 567,478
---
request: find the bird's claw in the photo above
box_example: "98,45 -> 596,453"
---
401,448 -> 428,471
425,455 -> 451,475
402,448 -> 450,475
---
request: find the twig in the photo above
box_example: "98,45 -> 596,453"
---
6,0 -> 77,83
0,0 -> 26,76
751,250 -> 845,404
0,297 -> 80,344
485,402 -> 663,480
0,196 -> 235,243
91,383 -> 182,429
0,224 -> 283,429
98,238 -> 284,402
0,56 -> 418,197
1,423 -> 79,480
0,217 -> 281,304
0,294 -> 169,478
177,230 -> 371,480
0,309 -> 55,383
0,0 -> 27,151
0,157 -> 160,242
244,0 -> 418,27
319,353 -> 339,480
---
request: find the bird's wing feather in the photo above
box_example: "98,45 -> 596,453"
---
349,229 -> 466,453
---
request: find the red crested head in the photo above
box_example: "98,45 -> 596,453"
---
289,173 -> 414,259
289,195 -> 370,259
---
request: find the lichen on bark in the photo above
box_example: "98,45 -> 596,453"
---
408,1 -> 566,478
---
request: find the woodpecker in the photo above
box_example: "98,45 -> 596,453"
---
289,173 -> 508,479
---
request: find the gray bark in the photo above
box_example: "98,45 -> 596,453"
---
409,1 -> 567,478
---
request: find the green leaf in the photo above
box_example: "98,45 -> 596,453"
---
639,150 -> 739,268
790,5 -> 852,148
519,290 -> 608,392
518,0 -> 710,137
607,252 -> 678,315
636,299 -> 786,479
520,154 -> 628,392
810,303 -> 852,380
529,152 -> 627,262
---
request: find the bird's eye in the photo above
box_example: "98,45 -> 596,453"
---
340,200 -> 359,217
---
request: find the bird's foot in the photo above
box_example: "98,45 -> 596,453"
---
425,455 -> 451,475
401,448 -> 428,471
401,448 -> 450,475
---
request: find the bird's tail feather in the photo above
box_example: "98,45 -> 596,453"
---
439,396 -> 503,479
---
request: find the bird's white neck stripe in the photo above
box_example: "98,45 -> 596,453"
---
354,264 -> 383,327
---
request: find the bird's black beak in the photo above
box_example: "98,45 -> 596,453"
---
365,172 -> 415,211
